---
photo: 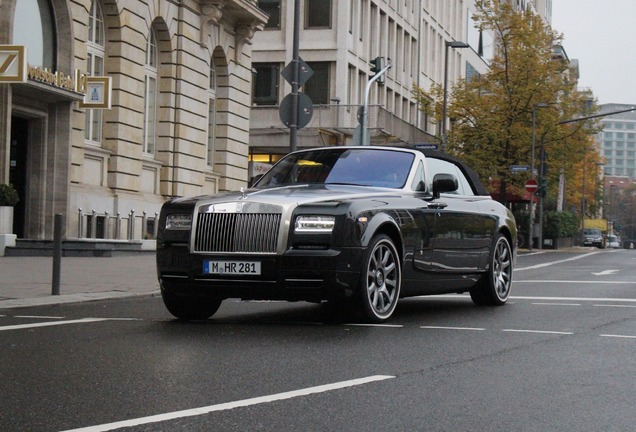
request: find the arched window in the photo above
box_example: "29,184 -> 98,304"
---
12,0 -> 56,69
207,61 -> 217,168
143,29 -> 158,156
85,0 -> 105,144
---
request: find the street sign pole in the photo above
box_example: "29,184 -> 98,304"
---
360,61 -> 391,145
525,178 -> 538,250
289,0 -> 301,153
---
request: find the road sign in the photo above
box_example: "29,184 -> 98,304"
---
279,93 -> 313,129
510,165 -> 530,173
281,58 -> 314,86
414,143 -> 439,150
525,178 -> 538,193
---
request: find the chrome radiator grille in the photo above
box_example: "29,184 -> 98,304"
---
194,212 -> 281,253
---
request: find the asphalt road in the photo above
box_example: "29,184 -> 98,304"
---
2,249 -> 636,431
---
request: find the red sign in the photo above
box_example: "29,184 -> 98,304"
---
525,178 -> 538,193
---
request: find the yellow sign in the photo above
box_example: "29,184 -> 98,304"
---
0,45 -> 27,83
27,65 -> 75,91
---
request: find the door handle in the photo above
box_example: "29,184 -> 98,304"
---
428,202 -> 448,209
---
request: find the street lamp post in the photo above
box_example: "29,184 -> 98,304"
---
441,41 -> 469,151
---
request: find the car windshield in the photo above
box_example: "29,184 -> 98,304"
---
255,148 -> 415,189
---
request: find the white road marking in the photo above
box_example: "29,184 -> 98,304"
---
514,280 -> 635,284
594,304 -> 636,308
0,318 -> 109,331
502,329 -> 573,335
510,296 -> 636,303
420,326 -> 485,331
515,252 -> 600,271
600,334 -> 636,340
60,375 -> 396,432
14,315 -> 65,319
592,270 -> 619,276
346,323 -> 403,328
0,317 -> 139,332
532,303 -> 581,306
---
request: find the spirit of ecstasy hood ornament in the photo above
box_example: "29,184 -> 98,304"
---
239,187 -> 247,200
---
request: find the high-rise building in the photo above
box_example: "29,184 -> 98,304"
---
597,104 -> 636,179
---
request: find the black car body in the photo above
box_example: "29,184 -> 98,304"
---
582,228 -> 604,248
156,146 -> 517,322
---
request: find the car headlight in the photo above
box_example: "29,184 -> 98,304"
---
295,216 -> 335,233
165,214 -> 192,230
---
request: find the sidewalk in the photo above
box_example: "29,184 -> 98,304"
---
0,254 -> 160,309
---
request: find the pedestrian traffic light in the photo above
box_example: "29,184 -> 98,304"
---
370,57 -> 384,83
538,177 -> 547,197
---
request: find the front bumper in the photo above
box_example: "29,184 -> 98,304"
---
156,245 -> 364,302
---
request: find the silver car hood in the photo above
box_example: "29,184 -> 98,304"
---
195,184 -> 403,210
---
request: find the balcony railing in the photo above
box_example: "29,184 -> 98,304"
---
250,104 -> 437,146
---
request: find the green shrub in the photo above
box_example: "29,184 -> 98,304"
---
543,211 -> 579,239
0,183 -> 19,206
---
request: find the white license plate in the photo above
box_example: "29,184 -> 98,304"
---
204,260 -> 261,275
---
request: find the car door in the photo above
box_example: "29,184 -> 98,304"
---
426,158 -> 493,273
409,160 -> 437,273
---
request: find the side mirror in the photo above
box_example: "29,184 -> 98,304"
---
432,173 -> 458,198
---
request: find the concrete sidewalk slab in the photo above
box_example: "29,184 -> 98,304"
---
0,254 -> 159,309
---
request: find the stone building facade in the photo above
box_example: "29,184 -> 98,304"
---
247,0 -> 495,174
0,0 -> 266,241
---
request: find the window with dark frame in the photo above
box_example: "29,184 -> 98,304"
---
252,63 -> 280,106
305,0 -> 331,29
258,0 -> 281,29
303,62 -> 330,105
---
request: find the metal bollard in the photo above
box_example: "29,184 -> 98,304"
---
77,208 -> 83,238
128,209 -> 135,239
104,211 -> 110,239
91,209 -> 98,239
52,213 -> 63,295
142,211 -> 148,239
153,212 -> 159,238
115,212 -> 122,239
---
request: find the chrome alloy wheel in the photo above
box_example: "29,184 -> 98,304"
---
363,235 -> 401,321
492,236 -> 512,301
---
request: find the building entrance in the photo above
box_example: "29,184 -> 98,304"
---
10,116 -> 28,237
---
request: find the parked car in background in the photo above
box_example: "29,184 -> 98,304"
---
582,228 -> 604,248
156,146 -> 517,323
607,235 -> 621,249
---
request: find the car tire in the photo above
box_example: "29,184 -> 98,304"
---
161,289 -> 222,320
470,233 -> 512,306
358,234 -> 401,322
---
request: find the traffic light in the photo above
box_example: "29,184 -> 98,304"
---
370,57 -> 384,83
538,177 -> 547,197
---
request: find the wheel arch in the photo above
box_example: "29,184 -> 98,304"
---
498,225 -> 516,258
361,214 -> 404,263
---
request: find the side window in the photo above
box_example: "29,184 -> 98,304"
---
425,158 -> 474,196
411,161 -> 426,191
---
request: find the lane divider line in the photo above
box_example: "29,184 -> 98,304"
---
502,329 -> 574,335
0,317 -> 139,332
421,326 -> 485,331
515,252 -> 600,271
0,318 -> 109,332
60,375 -> 396,432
